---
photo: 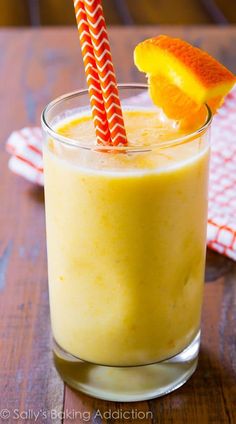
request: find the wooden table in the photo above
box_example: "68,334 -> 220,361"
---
0,26 -> 236,423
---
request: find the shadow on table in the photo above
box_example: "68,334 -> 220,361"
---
205,248 -> 234,282
27,185 -> 44,204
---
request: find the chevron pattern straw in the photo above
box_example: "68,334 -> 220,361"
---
73,0 -> 127,146
74,0 -> 110,145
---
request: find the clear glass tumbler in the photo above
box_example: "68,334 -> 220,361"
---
42,84 -> 211,401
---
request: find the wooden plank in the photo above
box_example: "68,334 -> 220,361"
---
24,0 -> 213,26
0,27 -> 235,423
0,1 -> 30,26
2,1 -> 236,26
126,0 -> 212,24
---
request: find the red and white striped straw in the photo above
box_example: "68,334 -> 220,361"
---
74,0 -> 110,145
73,0 -> 127,146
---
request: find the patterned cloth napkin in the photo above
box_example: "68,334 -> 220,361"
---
6,89 -> 236,260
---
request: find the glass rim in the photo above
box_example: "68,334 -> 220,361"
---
41,83 -> 212,152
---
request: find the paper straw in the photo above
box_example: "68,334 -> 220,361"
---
74,0 -> 110,145
74,0 -> 128,146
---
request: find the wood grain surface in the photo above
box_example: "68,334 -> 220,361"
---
0,27 -> 235,424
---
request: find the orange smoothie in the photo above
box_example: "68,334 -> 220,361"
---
43,109 -> 209,367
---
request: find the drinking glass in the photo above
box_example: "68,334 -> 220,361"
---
42,84 -> 211,401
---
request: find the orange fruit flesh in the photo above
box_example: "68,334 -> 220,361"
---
149,74 -> 222,127
134,35 -> 236,124
149,74 -> 201,120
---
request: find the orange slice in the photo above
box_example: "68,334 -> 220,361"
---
134,35 -> 236,121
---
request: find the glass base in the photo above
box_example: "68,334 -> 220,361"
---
53,331 -> 200,402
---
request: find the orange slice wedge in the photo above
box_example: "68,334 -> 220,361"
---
134,35 -> 236,121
